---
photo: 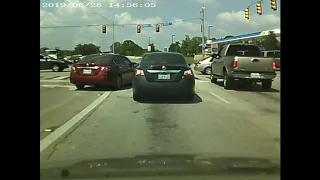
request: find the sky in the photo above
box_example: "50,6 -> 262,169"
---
40,0 -> 281,51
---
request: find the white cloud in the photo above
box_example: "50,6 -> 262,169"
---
213,11 -> 280,38
40,1 -> 280,50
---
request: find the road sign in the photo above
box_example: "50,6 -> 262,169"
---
142,24 -> 153,28
212,43 -> 218,53
163,21 -> 173,26
147,45 -> 151,52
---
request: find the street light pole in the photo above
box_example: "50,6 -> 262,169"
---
171,34 -> 175,44
149,37 -> 151,45
112,21 -> 115,53
208,25 -> 213,40
201,5 -> 205,59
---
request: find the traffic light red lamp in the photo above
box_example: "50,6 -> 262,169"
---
156,24 -> 160,32
137,25 -> 141,33
102,25 -> 106,33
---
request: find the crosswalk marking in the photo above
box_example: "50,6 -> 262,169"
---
40,76 -> 70,80
52,76 -> 69,80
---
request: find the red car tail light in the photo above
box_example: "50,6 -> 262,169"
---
184,69 -> 193,76
135,69 -> 145,76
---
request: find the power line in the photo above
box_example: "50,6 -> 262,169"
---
246,0 -> 263,8
40,17 -> 200,29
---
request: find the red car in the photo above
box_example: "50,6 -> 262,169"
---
70,53 -> 139,90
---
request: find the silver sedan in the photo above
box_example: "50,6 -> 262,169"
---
194,56 -> 213,75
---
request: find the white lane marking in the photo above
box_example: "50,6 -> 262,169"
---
40,85 -> 76,90
197,80 -> 210,83
209,92 -> 231,104
52,76 -> 69,80
40,80 -> 69,83
40,91 -> 112,153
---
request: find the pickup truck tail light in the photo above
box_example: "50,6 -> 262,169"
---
272,62 -> 276,70
231,60 -> 238,68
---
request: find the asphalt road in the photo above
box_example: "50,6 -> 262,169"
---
40,68 -> 280,165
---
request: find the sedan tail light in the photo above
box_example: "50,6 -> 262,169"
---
135,69 -> 145,76
184,69 -> 193,76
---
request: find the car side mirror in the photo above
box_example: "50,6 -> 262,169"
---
132,62 -> 139,67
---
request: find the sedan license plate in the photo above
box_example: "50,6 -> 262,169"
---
83,69 -> 92,74
158,74 -> 170,80
250,73 -> 261,78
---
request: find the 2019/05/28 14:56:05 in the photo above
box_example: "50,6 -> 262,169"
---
41,2 -> 103,8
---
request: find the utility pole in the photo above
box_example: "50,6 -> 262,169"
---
200,5 -> 205,59
149,37 -> 151,45
171,34 -> 175,44
208,25 -> 213,40
112,21 -> 115,53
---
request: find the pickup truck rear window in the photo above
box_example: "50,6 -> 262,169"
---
227,45 -> 263,57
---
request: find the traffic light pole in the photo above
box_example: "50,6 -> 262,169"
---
112,21 -> 115,53
201,5 -> 205,59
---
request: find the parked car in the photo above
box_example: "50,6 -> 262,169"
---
132,52 -> 195,101
194,56 -> 214,75
70,53 -> 138,90
40,54 -> 69,72
69,55 -> 83,64
210,43 -> 277,90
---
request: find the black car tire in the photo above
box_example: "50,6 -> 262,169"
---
210,73 -> 217,83
223,73 -> 234,90
52,64 -> 60,72
133,93 -> 141,101
204,67 -> 212,75
262,81 -> 272,90
75,84 -> 85,90
113,75 -> 122,90
186,94 -> 194,101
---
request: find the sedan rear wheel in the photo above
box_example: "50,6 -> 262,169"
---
75,84 -> 85,90
113,75 -> 122,90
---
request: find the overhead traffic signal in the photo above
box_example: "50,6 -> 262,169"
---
102,25 -> 106,33
244,8 -> 250,20
256,2 -> 262,15
156,24 -> 160,32
271,0 -> 277,11
200,24 -> 203,32
137,25 -> 141,33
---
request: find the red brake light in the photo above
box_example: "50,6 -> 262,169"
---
197,61 -> 201,64
101,66 -> 110,71
232,60 -> 238,68
272,62 -> 276,70
135,69 -> 144,76
184,69 -> 193,76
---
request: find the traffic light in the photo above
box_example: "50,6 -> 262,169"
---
244,8 -> 250,20
156,24 -> 160,32
271,0 -> 277,11
137,25 -> 141,33
102,25 -> 106,33
256,2 -> 262,15
200,24 -> 203,32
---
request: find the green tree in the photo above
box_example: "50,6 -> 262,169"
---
74,43 -> 100,55
168,42 -> 181,52
110,42 -> 122,53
